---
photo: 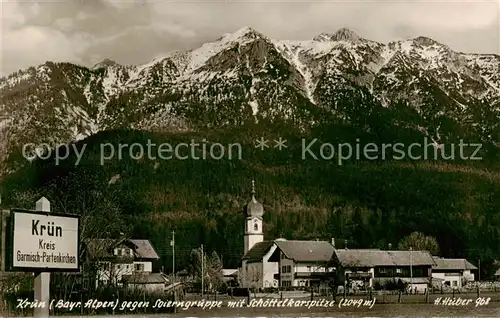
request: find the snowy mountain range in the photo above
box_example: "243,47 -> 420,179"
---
0,27 -> 499,171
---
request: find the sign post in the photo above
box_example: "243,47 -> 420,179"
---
34,198 -> 50,318
1,208 -> 10,313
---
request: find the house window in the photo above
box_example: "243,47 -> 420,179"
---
281,265 -> 292,273
254,223 -> 258,231
396,268 -> 402,274
307,266 -> 311,272
452,281 -> 457,287
282,281 -> 291,287
135,264 -> 145,271
281,253 -> 286,259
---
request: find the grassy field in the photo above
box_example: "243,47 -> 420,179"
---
49,301 -> 500,317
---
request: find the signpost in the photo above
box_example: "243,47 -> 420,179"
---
3,197 -> 80,317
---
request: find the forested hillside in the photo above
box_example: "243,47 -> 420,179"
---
1,119 -> 499,276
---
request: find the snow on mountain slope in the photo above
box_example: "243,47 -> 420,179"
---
463,54 -> 500,93
0,27 -> 499,174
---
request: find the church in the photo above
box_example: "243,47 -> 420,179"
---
238,181 -> 335,289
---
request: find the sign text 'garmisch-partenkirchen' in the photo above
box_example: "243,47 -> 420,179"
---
16,250 -> 76,264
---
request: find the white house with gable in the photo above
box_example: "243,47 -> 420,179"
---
268,239 -> 335,288
432,257 -> 477,288
86,238 -> 166,290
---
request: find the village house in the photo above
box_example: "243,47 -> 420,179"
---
431,257 -> 477,288
86,238 -> 167,291
268,239 -> 335,288
331,249 -> 436,293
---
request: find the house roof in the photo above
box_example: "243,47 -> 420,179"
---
334,249 -> 391,267
432,257 -> 478,270
122,273 -> 167,284
274,240 -> 334,262
129,239 -> 160,259
242,241 -> 274,262
222,269 -> 238,277
387,251 -> 436,266
333,249 -> 436,267
86,238 -> 159,260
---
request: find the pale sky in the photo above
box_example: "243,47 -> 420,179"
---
1,0 -> 499,77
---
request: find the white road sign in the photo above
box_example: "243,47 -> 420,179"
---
12,211 -> 79,270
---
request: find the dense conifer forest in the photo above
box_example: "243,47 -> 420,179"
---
1,107 -> 499,277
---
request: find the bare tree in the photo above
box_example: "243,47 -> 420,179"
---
186,248 -> 226,295
97,260 -> 133,286
249,266 -> 263,296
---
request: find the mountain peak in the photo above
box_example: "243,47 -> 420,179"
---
313,27 -> 361,42
333,27 -> 360,41
233,26 -> 258,36
413,36 -> 440,47
219,26 -> 264,43
92,58 -> 119,69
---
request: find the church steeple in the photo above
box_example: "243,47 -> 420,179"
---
245,180 -> 263,218
243,180 -> 264,255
